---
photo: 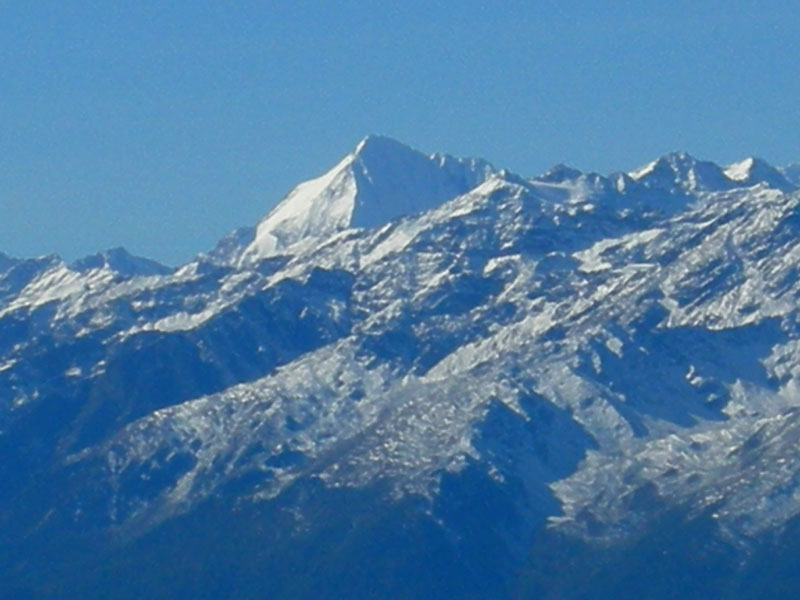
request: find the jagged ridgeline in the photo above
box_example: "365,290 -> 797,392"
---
3,137 -> 800,599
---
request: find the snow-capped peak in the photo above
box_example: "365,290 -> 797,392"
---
725,157 -> 759,181
535,163 -> 583,184
724,156 -> 795,190
628,151 -> 731,192
70,247 -> 172,277
237,136 -> 495,265
628,152 -> 795,194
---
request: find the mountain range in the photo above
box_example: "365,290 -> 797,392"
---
4,136 -> 800,599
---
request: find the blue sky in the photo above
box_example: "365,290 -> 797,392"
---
2,1 -> 800,264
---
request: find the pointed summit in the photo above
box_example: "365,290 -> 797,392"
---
238,136 -> 495,264
724,157 -> 795,191
71,247 -> 172,277
628,152 -> 732,192
535,164 -> 583,184
351,134 -> 414,159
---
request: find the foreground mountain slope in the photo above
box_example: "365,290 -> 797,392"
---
3,139 -> 800,598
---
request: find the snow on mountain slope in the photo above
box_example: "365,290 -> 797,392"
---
629,151 -> 797,196
551,403 -> 800,546
237,135 -> 495,263
724,157 -> 795,191
53,158 -> 800,544
781,162 -> 800,187
629,151 -> 734,192
71,247 -> 173,278
5,138 -> 800,598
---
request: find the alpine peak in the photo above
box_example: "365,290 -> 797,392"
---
70,247 -> 172,277
628,151 -> 796,194
628,151 -> 731,192
237,136 -> 495,264
351,133 -> 414,159
535,163 -> 583,184
724,156 -> 795,190
7,139 -> 800,598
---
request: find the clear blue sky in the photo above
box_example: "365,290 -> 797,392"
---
2,1 -> 799,265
